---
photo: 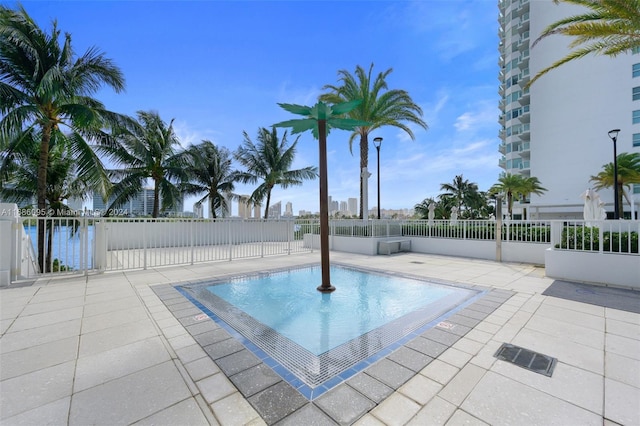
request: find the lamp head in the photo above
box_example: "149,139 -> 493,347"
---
608,129 -> 620,141
373,137 -> 383,148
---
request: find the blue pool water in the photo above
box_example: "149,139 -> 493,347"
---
180,264 -> 480,395
207,266 -> 463,355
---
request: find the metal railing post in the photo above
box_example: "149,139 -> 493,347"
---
143,219 -> 147,270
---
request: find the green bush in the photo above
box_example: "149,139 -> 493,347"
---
557,227 -> 639,253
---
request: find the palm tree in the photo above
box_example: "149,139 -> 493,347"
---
439,175 -> 480,215
101,111 -> 187,218
529,0 -> 640,86
274,100 -> 370,292
234,127 -> 317,219
590,152 -> 640,217
1,131 -> 104,270
319,64 -> 428,218
0,5 -> 126,268
489,174 -> 547,217
181,141 -> 238,218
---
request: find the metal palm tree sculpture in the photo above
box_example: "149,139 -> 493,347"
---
274,100 -> 370,292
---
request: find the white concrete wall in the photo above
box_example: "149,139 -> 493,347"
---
545,249 -> 640,289
100,220 -> 294,250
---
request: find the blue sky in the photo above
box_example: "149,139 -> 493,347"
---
15,0 -> 501,216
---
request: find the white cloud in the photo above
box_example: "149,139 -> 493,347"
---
172,120 -> 221,149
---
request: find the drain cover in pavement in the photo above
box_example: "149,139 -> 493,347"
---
494,343 -> 557,377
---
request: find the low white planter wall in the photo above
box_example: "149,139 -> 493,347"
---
411,238 -> 495,261
303,234 -> 378,255
502,242 -> 546,265
545,248 -> 640,289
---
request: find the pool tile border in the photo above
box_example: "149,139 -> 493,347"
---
152,264 -> 515,424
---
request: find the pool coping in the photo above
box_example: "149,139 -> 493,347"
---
152,262 -> 515,424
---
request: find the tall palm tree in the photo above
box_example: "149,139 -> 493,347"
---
0,5 -> 126,267
181,141 -> 238,218
439,174 -> 480,215
529,0 -> 640,86
234,127 -> 317,219
489,173 -> 547,217
274,100 -> 370,292
1,131 -> 103,270
319,64 -> 427,218
101,111 -> 187,218
590,152 -> 640,217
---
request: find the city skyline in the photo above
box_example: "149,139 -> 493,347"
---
18,1 -> 502,217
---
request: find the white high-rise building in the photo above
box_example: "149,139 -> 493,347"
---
193,202 -> 204,218
498,0 -> 639,219
348,198 -> 358,216
284,201 -> 293,217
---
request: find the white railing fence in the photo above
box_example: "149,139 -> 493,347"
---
3,215 -> 637,284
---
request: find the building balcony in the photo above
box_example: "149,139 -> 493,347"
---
499,156 -> 507,168
499,143 -> 507,154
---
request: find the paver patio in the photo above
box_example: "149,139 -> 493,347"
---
1,251 -> 638,425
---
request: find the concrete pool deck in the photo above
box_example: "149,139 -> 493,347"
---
1,252 -> 639,425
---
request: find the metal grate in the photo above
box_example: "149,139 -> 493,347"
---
494,343 -> 557,377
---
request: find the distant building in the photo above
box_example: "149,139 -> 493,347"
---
348,198 -> 358,216
269,201 -> 282,219
92,189 -> 183,216
238,195 -> 252,219
284,201 -> 293,217
193,202 -> 204,218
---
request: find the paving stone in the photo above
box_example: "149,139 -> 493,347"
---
422,328 -> 462,347
194,328 -> 232,346
216,349 -> 261,376
69,361 -> 191,425
371,392 -> 420,426
185,320 -> 218,336
0,336 -> 79,380
204,337 -> 245,360
605,378 -> 640,426
275,403 -> 337,426
230,363 -> 283,398
184,355 -> 220,381
465,303 -> 498,315
446,409 -> 490,425
456,309 -> 489,321
405,336 -> 448,358
0,361 -> 75,424
198,372 -> 237,404
446,314 -> 481,328
78,320 -> 158,357
387,346 -> 433,372
74,337 -> 171,392
315,384 -> 375,425
210,392 -> 263,426
248,381 -> 308,425
398,374 -> 442,405
365,358 -> 415,389
132,398 -> 211,426
347,373 -> 394,403
438,364 -> 487,406
406,396 -> 456,426
1,393 -> 71,425
461,372 -> 601,426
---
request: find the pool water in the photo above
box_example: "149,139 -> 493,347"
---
179,264 -> 480,396
208,266 -> 457,355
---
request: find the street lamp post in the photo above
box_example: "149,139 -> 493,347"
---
373,137 -> 383,219
608,129 -> 620,219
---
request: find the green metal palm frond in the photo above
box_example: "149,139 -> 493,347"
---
529,0 -> 640,86
274,100 -> 371,138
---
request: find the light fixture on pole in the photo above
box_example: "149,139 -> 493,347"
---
373,137 -> 383,219
608,129 -> 620,219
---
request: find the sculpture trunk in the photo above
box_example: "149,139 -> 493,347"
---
317,119 -> 335,292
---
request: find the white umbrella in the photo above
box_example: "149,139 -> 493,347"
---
581,188 -> 603,226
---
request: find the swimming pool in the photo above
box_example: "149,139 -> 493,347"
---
178,264 -> 481,398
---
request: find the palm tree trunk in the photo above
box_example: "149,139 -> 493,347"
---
318,119 -> 334,292
153,180 -> 160,218
37,124 -> 52,272
263,190 -> 272,219
359,132 -> 369,219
